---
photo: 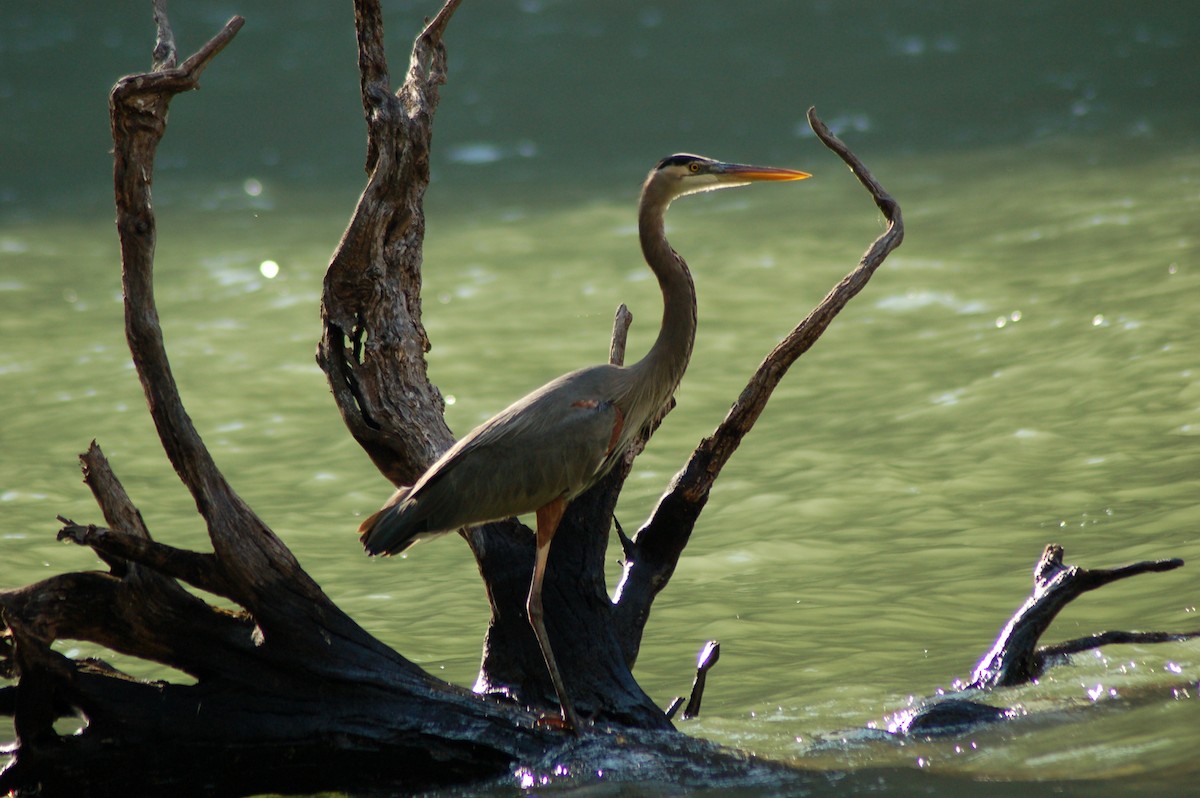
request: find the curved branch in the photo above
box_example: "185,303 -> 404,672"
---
108,14 -> 283,570
664,107 -> 902,506
612,107 -> 904,651
1039,629 -> 1200,662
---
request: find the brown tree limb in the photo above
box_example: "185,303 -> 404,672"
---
108,4 -> 404,658
55,519 -> 230,601
109,9 -> 332,626
611,107 -> 905,657
609,303 -> 634,366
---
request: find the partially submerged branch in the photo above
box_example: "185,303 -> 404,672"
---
967,543 -> 1196,689
888,544 -> 1200,737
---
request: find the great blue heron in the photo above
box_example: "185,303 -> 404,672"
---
359,153 -> 810,731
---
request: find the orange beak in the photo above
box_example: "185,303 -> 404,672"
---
713,162 -> 812,182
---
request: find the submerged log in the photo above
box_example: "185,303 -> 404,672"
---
887,544 -> 1200,737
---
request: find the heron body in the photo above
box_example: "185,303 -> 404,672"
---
359,154 -> 810,731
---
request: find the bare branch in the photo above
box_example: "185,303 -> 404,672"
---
609,304 -> 634,366
1039,629 -> 1200,661
151,0 -> 177,69
56,520 -> 231,601
110,13 -> 251,540
109,5 -> 368,640
671,107 -> 903,507
967,545 -> 1191,689
612,107 -> 904,648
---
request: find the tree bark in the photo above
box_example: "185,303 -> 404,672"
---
5,3 -> 1193,795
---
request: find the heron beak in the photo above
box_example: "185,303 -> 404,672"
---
715,163 -> 811,183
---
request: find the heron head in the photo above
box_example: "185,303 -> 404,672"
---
650,153 -> 811,202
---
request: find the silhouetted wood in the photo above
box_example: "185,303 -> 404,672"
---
1,0 -> 911,794
967,543 -> 1198,689
887,544 -> 1200,737
0,3 -> 560,796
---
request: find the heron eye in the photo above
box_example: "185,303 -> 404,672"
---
688,162 -> 701,173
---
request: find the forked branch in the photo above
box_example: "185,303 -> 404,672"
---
967,543 -> 1199,689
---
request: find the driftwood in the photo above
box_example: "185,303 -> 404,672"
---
315,0 -> 904,732
887,544 -> 1200,737
0,1 -> 903,795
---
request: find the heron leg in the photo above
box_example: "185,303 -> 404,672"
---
528,497 -> 583,733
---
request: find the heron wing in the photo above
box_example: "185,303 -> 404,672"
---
396,365 -> 625,534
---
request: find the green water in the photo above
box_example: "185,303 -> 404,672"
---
3,2 -> 1199,795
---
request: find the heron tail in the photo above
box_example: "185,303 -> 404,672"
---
359,488 -> 429,556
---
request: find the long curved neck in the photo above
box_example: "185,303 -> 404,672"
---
629,183 -> 697,408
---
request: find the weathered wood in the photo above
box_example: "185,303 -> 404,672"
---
0,3 -> 565,795
316,0 -> 461,487
611,108 -> 905,664
2,0 -> 913,793
967,543 -> 1197,689
887,544 -> 1200,737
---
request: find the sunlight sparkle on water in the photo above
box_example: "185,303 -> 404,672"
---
514,763 -> 571,789
995,309 -> 1023,328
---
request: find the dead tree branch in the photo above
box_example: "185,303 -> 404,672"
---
611,107 -> 905,659
887,544 -> 1200,737
0,4 -> 580,795
966,543 -> 1197,689
317,0 -> 462,487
